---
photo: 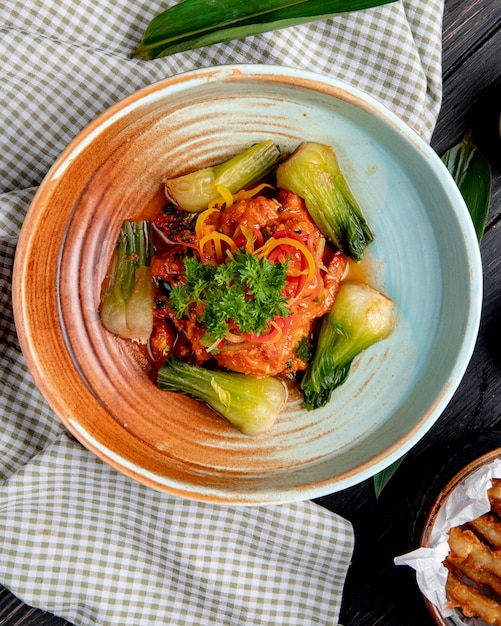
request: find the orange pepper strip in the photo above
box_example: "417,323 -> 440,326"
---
174,235 -> 200,253
217,184 -> 234,206
233,183 -> 275,201
223,330 -> 246,344
195,207 -> 219,242
199,232 -> 237,264
260,319 -> 283,344
241,319 -> 283,345
255,237 -> 316,282
239,225 -> 256,254
208,184 -> 234,210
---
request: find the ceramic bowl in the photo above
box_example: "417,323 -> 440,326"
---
12,65 -> 482,504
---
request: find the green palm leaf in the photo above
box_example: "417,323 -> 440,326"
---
131,0 -> 395,59
441,130 -> 492,241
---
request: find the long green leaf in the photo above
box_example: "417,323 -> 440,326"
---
372,132 -> 491,497
131,0 -> 396,59
373,456 -> 405,498
441,130 -> 492,242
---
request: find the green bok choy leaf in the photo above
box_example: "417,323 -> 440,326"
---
301,282 -> 395,410
158,356 -> 287,436
276,142 -> 374,261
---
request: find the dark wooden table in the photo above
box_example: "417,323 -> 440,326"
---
1,0 -> 500,624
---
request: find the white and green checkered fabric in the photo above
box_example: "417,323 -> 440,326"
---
1,1 -> 443,624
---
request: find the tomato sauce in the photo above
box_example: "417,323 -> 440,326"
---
148,189 -> 348,378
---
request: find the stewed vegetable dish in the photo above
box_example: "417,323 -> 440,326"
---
100,140 -> 395,435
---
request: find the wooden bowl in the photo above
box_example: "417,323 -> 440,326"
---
420,447 -> 501,624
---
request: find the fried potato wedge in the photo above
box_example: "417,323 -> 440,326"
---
448,527 -> 501,578
489,480 -> 501,517
446,570 -> 501,625
444,505 -> 501,623
468,513 -> 501,549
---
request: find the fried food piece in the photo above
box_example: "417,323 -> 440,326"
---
488,479 -> 501,497
468,513 -> 501,549
446,570 -> 501,625
489,480 -> 501,517
446,554 -> 501,597
442,480 -> 501,623
448,527 -> 501,579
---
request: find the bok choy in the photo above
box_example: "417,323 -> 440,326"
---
100,220 -> 154,344
164,139 -> 281,212
276,142 -> 374,261
158,356 -> 287,436
300,282 -> 394,410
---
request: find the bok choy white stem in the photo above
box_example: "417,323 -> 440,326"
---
100,220 -> 154,344
157,356 -> 287,436
164,139 -> 281,212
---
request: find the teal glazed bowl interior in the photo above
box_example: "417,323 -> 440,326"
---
12,65 -> 482,504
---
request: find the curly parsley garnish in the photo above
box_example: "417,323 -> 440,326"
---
169,250 -> 291,340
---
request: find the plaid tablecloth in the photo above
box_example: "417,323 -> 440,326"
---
0,1 -> 443,624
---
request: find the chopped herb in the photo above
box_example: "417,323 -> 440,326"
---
294,337 -> 312,362
169,251 -> 291,340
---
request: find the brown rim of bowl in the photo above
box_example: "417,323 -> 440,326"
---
420,447 -> 501,625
